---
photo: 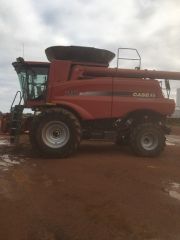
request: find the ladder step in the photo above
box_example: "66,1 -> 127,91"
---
10,104 -> 24,145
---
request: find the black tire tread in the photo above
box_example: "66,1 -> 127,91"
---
130,122 -> 166,157
29,108 -> 81,157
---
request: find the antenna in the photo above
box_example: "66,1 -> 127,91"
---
22,43 -> 24,58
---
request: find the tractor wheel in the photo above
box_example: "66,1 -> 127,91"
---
29,108 -> 81,157
130,123 -> 165,157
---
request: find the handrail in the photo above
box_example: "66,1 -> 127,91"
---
10,91 -> 22,111
116,48 -> 141,69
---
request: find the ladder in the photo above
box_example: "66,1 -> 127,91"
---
10,91 -> 24,144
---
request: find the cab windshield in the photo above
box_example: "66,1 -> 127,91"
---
13,61 -> 49,102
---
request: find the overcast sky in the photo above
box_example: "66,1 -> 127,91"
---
0,0 -> 180,112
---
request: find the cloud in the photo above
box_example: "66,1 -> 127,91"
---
0,0 -> 180,112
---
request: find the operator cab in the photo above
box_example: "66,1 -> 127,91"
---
12,58 -> 49,103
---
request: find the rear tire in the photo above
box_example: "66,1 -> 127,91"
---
130,123 -> 165,157
29,108 -> 81,157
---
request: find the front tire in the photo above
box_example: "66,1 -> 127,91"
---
130,123 -> 165,157
29,108 -> 81,157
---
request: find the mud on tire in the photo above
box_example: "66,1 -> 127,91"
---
29,108 -> 81,157
130,122 -> 166,157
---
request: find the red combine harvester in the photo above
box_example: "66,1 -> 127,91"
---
3,46 -> 180,157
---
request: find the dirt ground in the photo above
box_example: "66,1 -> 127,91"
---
0,127 -> 180,240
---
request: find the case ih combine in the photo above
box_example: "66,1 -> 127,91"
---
3,46 -> 179,157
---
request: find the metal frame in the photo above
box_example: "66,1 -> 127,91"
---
158,80 -> 171,99
116,48 -> 141,69
10,91 -> 23,111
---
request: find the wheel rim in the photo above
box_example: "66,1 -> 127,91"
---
42,121 -> 70,149
140,133 -> 159,151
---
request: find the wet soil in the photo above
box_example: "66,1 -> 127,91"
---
0,131 -> 180,240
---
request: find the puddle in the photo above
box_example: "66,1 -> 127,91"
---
0,136 -> 26,172
165,182 -> 180,201
0,136 -> 10,146
166,142 -> 175,146
166,135 -> 180,146
0,154 -> 22,172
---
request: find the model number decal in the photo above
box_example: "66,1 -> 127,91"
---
65,90 -> 79,96
132,92 -> 156,98
65,90 -> 156,98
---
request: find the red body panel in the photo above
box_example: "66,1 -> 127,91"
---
112,77 -> 174,117
47,77 -> 113,119
26,60 -> 175,120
